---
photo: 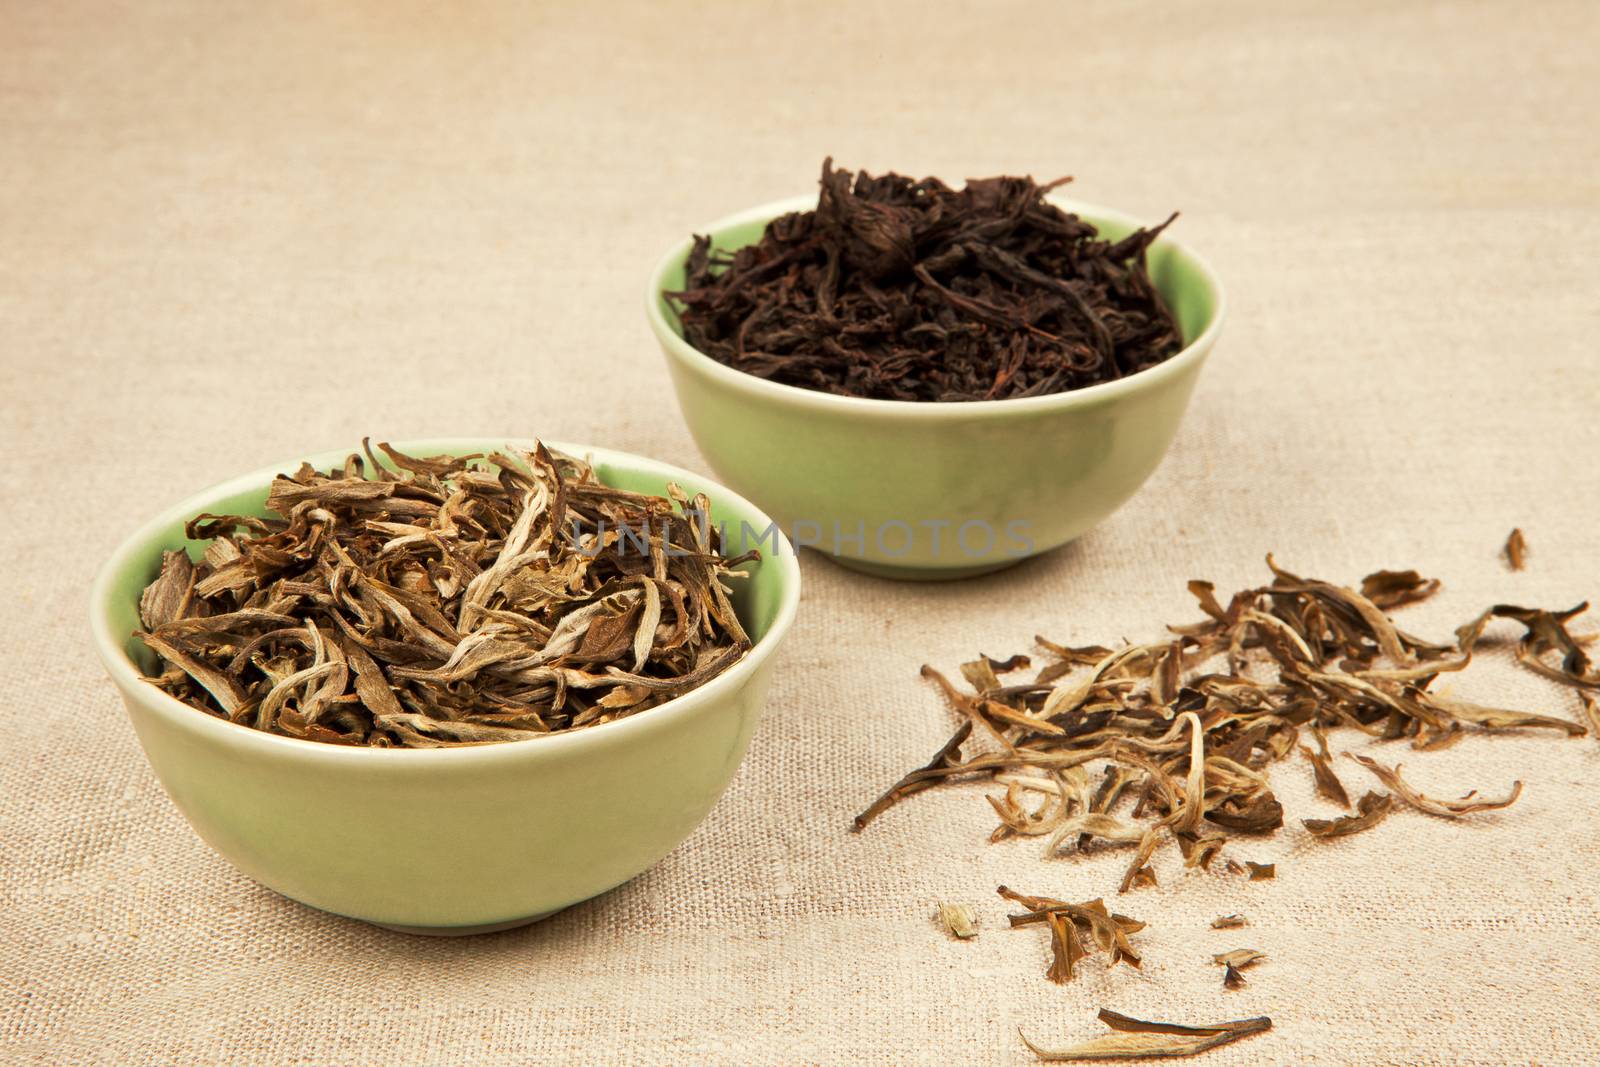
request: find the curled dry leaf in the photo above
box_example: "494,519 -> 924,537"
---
1302,791 -> 1395,839
936,903 -> 978,940
1347,754 -> 1522,818
136,441 -> 754,747
1212,948 -> 1267,969
1245,862 -> 1275,881
1359,568 -> 1441,610
1019,1009 -> 1272,1062
1210,914 -> 1247,929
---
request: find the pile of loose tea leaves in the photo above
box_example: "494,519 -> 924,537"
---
856,557 -> 1598,983
136,441 -> 755,747
668,159 -> 1183,402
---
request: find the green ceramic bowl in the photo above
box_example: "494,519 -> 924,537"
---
88,439 -> 801,934
646,195 -> 1226,580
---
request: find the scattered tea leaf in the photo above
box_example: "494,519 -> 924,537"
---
1359,568 -> 1441,610
1222,964 -> 1248,990
1212,949 -> 1267,969
1581,692 -> 1600,738
1298,725 -> 1351,809
1245,862 -> 1275,881
1347,754 -> 1522,818
1019,1009 -> 1272,1061
1210,914 -> 1247,929
1303,791 -> 1395,839
1128,865 -> 1158,889
999,887 -> 1143,983
1505,528 -> 1528,571
852,721 -> 972,830
936,902 -> 978,940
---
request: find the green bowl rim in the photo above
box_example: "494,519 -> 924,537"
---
646,192 -> 1226,419
87,437 -> 803,765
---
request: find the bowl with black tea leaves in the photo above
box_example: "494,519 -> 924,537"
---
88,438 -> 800,933
646,160 -> 1225,580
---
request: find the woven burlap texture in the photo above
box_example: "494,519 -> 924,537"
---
4,2 -> 1598,1064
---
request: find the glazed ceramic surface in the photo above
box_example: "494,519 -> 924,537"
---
646,195 -> 1226,579
88,440 -> 801,933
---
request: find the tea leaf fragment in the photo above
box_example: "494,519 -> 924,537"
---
936,903 -> 978,940
1359,568 -> 1441,610
1212,948 -> 1267,969
1210,914 -> 1247,929
1580,692 -> 1600,738
1299,725 -> 1351,809
138,550 -> 197,630
1245,862 -> 1275,881
1302,791 -> 1394,839
1505,528 -> 1528,571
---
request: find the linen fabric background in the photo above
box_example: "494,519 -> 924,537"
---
3,2 -> 1598,1064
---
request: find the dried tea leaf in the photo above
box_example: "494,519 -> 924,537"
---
1245,862 -> 1275,881
998,887 -> 1144,983
1359,568 -> 1441,610
852,721 -> 972,830
1222,964 -> 1248,990
1581,692 -> 1600,738
1299,725 -> 1351,809
1347,754 -> 1523,818
1019,1009 -> 1272,1061
1204,791 -> 1284,834
1212,948 -> 1267,969
1210,914 -> 1247,929
936,902 -> 978,940
1046,910 -> 1085,983
1505,528 -> 1528,571
1128,865 -> 1158,889
1303,791 -> 1394,839
1423,693 -> 1584,736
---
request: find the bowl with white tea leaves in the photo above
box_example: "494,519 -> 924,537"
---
89,438 -> 801,933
